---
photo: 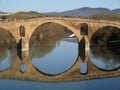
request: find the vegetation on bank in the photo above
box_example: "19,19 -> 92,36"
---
0,11 -> 45,20
0,28 -> 16,46
90,26 -> 120,62
8,12 -> 45,20
90,12 -> 120,21
90,26 -> 120,46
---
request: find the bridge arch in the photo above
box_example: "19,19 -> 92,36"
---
0,27 -> 17,71
0,27 -> 17,43
89,26 -> 120,71
89,25 -> 120,40
89,25 -> 120,48
28,20 -> 81,41
29,21 -> 79,76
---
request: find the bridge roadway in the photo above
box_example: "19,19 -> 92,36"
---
0,16 -> 120,82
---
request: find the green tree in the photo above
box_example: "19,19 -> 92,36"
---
90,12 -> 120,21
1,15 -> 7,20
8,12 -> 45,20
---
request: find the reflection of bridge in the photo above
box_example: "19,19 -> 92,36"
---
0,16 -> 120,82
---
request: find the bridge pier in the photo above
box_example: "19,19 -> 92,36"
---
21,37 -> 29,52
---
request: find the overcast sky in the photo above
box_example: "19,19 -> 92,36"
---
0,0 -> 120,13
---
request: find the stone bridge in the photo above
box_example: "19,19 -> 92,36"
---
0,16 -> 120,82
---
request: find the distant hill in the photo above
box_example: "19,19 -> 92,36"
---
0,7 -> 120,21
27,11 -> 41,15
0,11 -> 7,14
45,7 -> 120,17
112,9 -> 120,14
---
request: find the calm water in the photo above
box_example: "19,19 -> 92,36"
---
0,51 -> 16,71
0,77 -> 120,90
30,38 -> 78,75
90,40 -> 120,71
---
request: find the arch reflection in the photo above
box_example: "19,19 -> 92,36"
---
0,27 -> 17,71
29,22 -> 79,75
90,26 -> 120,71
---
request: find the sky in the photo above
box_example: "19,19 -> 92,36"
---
0,0 -> 120,13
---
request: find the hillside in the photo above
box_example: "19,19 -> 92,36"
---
0,7 -> 120,21
8,11 -> 45,20
90,12 -> 120,21
45,7 -> 120,17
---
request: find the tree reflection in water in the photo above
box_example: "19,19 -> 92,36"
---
0,28 -> 17,71
29,22 -> 71,58
90,26 -> 120,70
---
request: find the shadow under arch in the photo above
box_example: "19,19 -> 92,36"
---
29,22 -> 79,76
90,26 -> 120,71
0,27 -> 17,72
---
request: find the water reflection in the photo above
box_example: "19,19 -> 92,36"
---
79,37 -> 85,61
79,37 -> 88,74
90,26 -> 120,71
0,28 -> 17,71
29,23 -> 78,75
20,62 -> 26,73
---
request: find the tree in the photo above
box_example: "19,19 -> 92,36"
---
1,15 -> 7,20
90,12 -> 120,21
